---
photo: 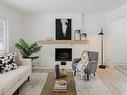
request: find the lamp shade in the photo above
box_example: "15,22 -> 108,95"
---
98,28 -> 104,35
98,32 -> 104,35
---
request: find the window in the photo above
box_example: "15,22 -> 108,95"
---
0,17 -> 7,51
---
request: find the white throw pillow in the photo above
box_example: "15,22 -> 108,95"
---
76,50 -> 89,72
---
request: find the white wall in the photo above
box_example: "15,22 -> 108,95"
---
21,13 -> 107,69
0,2 -> 108,68
1,1 -> 127,67
21,13 -> 82,42
107,3 -> 127,65
85,14 -> 110,66
0,3 -> 22,51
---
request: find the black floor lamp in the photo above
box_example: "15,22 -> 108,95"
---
98,28 -> 106,69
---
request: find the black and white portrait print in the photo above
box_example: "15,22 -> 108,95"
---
56,18 -> 71,40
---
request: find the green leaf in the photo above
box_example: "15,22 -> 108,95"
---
15,39 -> 42,58
19,39 -> 29,51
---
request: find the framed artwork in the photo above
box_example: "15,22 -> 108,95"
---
55,18 -> 71,40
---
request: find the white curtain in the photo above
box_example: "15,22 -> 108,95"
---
0,17 -> 7,51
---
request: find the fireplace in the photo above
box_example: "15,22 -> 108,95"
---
55,48 -> 72,61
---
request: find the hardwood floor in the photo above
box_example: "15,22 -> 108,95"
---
97,66 -> 127,95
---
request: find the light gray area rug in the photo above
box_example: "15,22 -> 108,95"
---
19,73 -> 48,95
74,73 -> 111,95
18,72 -> 111,95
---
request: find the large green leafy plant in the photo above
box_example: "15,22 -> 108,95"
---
15,39 -> 42,58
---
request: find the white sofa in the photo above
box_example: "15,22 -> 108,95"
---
0,59 -> 32,95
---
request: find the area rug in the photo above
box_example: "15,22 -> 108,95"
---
74,73 -> 111,95
18,72 -> 110,95
19,73 -> 48,95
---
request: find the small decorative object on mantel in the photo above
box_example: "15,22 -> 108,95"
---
74,29 -> 80,40
55,64 -> 60,79
80,33 -> 87,40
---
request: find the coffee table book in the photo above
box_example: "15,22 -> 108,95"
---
53,80 -> 67,92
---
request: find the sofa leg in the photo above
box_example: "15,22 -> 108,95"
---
74,71 -> 76,76
17,88 -> 19,94
87,74 -> 89,80
28,76 -> 30,82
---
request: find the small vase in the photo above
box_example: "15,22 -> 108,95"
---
55,64 -> 60,79
74,30 -> 80,40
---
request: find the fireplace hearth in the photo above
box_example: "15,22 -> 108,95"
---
55,48 -> 72,61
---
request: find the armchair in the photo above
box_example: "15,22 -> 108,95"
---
72,51 -> 98,80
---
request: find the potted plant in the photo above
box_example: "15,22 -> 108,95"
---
15,39 -> 42,59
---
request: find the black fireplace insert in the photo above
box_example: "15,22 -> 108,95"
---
55,48 -> 72,61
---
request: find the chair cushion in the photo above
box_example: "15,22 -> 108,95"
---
0,65 -> 30,95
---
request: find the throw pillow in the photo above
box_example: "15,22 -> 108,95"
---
15,54 -> 23,66
0,59 -> 4,73
76,50 -> 89,72
0,52 -> 17,74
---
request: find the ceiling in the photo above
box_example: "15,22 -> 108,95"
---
0,0 -> 127,14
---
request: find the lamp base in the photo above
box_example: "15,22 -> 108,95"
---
99,65 -> 106,69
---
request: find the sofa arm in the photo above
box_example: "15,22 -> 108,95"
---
72,58 -> 81,63
72,58 -> 81,71
0,87 -> 2,95
21,59 -> 31,65
21,59 -> 32,73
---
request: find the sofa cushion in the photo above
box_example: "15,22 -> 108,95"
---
17,65 -> 30,77
0,65 -> 30,95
